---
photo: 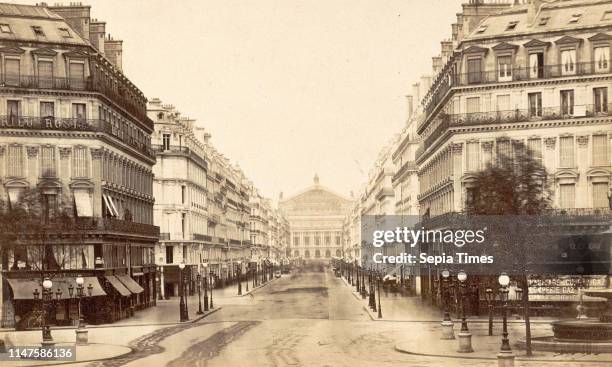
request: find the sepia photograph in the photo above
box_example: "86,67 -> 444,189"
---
0,0 -> 610,366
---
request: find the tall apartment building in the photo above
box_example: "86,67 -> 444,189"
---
149,99 -> 252,295
0,2 -> 158,328
416,0 -> 611,306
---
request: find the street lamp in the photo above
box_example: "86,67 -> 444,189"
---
376,271 -> 382,319
497,272 -> 514,367
237,261 -> 242,296
36,277 -> 56,347
209,270 -> 214,309
369,267 -> 376,311
485,287 -> 494,336
440,269 -> 455,340
360,266 -> 366,299
70,276 -> 91,345
202,263 -> 209,312
178,262 -> 189,322
456,270 -> 473,353
196,272 -> 203,315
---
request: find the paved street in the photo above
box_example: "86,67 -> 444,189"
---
21,269 -> 599,367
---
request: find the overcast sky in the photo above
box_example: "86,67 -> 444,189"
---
16,0 -> 461,199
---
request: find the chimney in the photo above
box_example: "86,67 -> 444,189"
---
420,76 -> 432,96
527,0 -> 542,25
412,83 -> 421,106
48,3 -> 91,40
432,56 -> 443,75
105,35 -> 123,71
440,40 -> 454,63
460,0 -> 512,36
89,19 -> 106,54
406,95 -> 414,120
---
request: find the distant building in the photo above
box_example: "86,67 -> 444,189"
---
280,175 -> 352,261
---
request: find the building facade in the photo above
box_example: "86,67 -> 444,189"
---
280,175 -> 352,262
0,2 -> 158,328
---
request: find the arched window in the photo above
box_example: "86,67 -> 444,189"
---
335,249 -> 341,257
325,250 -> 331,258
304,250 -> 310,259
315,250 -> 321,258
294,250 -> 300,257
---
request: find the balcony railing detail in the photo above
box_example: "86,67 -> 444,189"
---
422,62 -> 611,131
0,73 -> 150,129
418,104 -> 611,159
25,216 -> 160,238
0,116 -> 154,158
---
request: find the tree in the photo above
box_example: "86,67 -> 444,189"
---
466,140 -> 552,356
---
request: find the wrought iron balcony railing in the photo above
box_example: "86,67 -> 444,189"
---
0,116 -> 154,158
25,216 -> 160,238
422,62 -> 611,131
0,73 -> 151,128
418,104 -> 611,159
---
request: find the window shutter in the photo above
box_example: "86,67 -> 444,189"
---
4,59 -> 20,86
37,60 -> 53,88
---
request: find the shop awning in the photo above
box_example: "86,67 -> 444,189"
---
74,190 -> 93,217
116,274 -> 144,294
105,275 -> 132,297
7,276 -> 106,300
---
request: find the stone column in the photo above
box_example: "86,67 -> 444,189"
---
90,148 -> 103,217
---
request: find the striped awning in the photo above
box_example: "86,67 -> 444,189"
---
116,274 -> 144,294
105,275 -> 131,297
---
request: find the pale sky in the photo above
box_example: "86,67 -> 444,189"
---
14,0 -> 461,199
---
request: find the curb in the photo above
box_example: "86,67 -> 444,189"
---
394,344 -> 612,364
239,278 -> 276,297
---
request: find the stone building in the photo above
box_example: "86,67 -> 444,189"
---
0,2 -> 158,328
280,175 -> 352,262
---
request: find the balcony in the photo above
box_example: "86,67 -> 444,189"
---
25,216 -> 160,239
0,116 -> 154,159
0,73 -> 151,129
418,104 -> 611,159
422,62 -> 610,131
152,144 -> 208,169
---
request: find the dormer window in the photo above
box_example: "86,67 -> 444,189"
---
538,17 -> 549,26
58,28 -> 71,38
505,21 -> 518,31
476,24 -> 487,34
569,14 -> 582,23
31,26 -> 45,36
0,24 -> 12,33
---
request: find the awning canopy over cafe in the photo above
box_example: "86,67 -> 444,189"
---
7,276 -> 107,300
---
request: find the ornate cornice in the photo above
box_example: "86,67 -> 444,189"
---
31,47 -> 58,56
555,35 -> 582,45
523,39 -> 550,48
589,33 -> 612,42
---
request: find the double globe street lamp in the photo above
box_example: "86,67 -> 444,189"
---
440,269 -> 455,340
456,270 -> 473,353
68,275 -> 93,345
33,277 -> 61,347
178,262 -> 189,322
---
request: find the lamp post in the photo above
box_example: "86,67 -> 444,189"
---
237,261 -> 242,296
376,271 -> 382,319
360,265 -> 366,299
245,267 -> 249,292
178,262 -> 188,322
209,270 -> 214,309
485,287 -> 494,336
203,264 -> 209,312
36,277 -> 58,347
69,276 -> 91,345
515,287 -> 523,320
355,265 -> 361,293
369,267 -> 376,311
497,272 -> 514,367
196,272 -> 203,315
456,270 -> 473,353
440,269 -> 455,340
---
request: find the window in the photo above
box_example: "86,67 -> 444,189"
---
569,14 -> 582,23
181,185 -> 186,204
466,97 -> 480,114
40,146 -> 56,177
529,53 -> 544,80
559,184 -> 575,209
496,139 -> 512,162
165,246 -> 174,264
41,194 -> 57,223
304,236 -> 310,245
496,94 -> 511,112
31,26 -> 45,36
467,58 -> 482,84
37,60 -> 54,88
476,24 -> 487,33
181,213 -> 186,238
0,24 -> 11,33
73,146 -> 88,178
58,28 -> 71,38
4,58 -> 20,86
162,133 -> 171,150
528,138 -> 542,163
40,102 -> 54,119
593,182 -> 609,208
561,49 -> 576,75
68,62 -> 85,90
592,135 -> 609,166
561,90 -> 574,115
498,55 -> 512,81
7,145 -> 23,177
7,100 -> 20,123
466,141 -> 479,172
559,136 -> 575,167
293,236 -> 300,246
594,46 -> 610,72
528,92 -> 542,117
72,103 -> 86,121
506,21 -> 518,31
335,236 -> 341,245
594,87 -> 608,113
538,17 -> 550,26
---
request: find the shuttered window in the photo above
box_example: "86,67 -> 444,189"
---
69,62 -> 85,90
4,58 -> 20,86
559,136 -> 575,167
496,139 -> 512,162
466,142 -> 480,172
559,184 -> 575,209
37,60 -> 53,88
527,138 -> 542,163
40,146 -> 56,177
593,182 -> 608,208
467,58 -> 482,84
7,145 -> 23,177
73,146 -> 88,178
466,97 -> 480,114
592,135 -> 609,166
